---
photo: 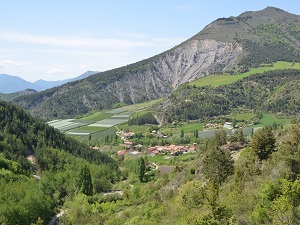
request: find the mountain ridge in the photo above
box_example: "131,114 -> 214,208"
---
12,6 -> 300,120
0,71 -> 99,94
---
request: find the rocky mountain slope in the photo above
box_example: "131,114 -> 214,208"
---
13,7 -> 300,120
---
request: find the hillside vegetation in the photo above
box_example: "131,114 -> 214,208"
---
0,100 -> 120,224
57,121 -> 300,225
157,69 -> 300,123
189,61 -> 300,87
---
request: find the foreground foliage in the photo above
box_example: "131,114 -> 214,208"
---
57,120 -> 300,225
0,100 -> 120,224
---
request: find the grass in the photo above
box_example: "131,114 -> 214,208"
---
79,111 -> 112,121
160,122 -> 203,135
120,99 -> 162,112
119,125 -> 151,134
89,117 -> 130,127
147,154 -> 175,165
189,61 -> 300,87
229,113 -> 255,121
148,152 -> 199,166
129,110 -> 153,119
181,123 -> 204,133
75,126 -> 117,141
257,114 -> 291,127
71,126 -> 107,132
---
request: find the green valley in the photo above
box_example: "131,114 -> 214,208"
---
1,6 -> 300,225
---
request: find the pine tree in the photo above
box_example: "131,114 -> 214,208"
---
180,129 -> 184,139
76,165 -> 93,196
251,126 -> 275,160
203,143 -> 234,219
137,157 -> 146,182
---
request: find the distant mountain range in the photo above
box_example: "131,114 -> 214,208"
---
0,71 -> 99,94
11,7 -> 300,121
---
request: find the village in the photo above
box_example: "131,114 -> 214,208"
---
115,129 -> 198,157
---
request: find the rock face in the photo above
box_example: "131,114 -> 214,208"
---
13,39 -> 243,120
106,39 -> 243,101
152,39 -> 242,88
105,39 -> 243,102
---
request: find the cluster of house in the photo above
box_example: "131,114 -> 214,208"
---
116,131 -> 135,140
117,143 -> 197,157
116,130 -> 199,157
146,144 -> 197,156
204,123 -> 220,129
117,149 -> 141,156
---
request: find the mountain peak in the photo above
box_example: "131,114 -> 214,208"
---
11,7 -> 300,120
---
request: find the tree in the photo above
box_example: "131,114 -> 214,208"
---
203,144 -> 234,219
231,128 -> 245,144
194,129 -> 199,138
137,157 -> 146,182
213,130 -> 227,146
251,126 -> 275,160
76,165 -> 93,196
180,129 -> 184,139
278,122 -> 300,179
203,144 -> 234,188
177,180 -> 205,208
253,179 -> 300,225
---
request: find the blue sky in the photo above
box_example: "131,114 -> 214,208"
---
0,0 -> 299,82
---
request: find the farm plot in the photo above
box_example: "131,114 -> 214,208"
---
88,116 -> 130,127
106,108 -> 126,114
65,131 -> 91,136
47,119 -> 89,132
66,126 -> 107,136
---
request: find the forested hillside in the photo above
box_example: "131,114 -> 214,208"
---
0,89 -> 37,102
157,69 -> 300,123
0,100 -> 120,224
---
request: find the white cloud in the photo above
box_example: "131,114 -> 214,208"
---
46,68 -> 65,74
0,31 -> 182,50
0,59 -> 32,68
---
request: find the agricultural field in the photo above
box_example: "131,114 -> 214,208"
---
47,119 -> 90,132
47,99 -> 161,140
189,61 -> 300,87
118,125 -> 151,134
255,114 -> 291,127
120,99 -> 162,112
78,111 -> 112,121
48,112 -> 131,139
229,112 -> 255,121
88,114 -> 132,128
160,122 -> 203,135
75,126 -> 117,142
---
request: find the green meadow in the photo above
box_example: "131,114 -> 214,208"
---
189,61 -> 300,87
78,111 -> 112,121
229,113 -> 255,121
257,114 -> 291,127
160,122 -> 203,135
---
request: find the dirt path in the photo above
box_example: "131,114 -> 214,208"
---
47,210 -> 65,225
231,149 -> 244,161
